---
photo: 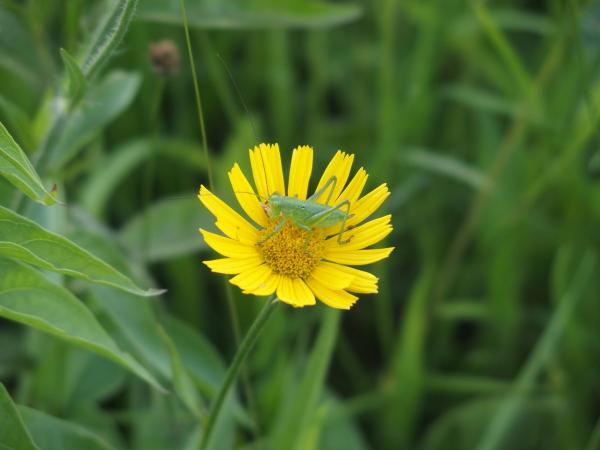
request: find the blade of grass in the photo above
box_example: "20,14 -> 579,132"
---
179,0 -> 213,190
475,251 -> 596,450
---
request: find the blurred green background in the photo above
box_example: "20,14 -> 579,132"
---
1,0 -> 600,449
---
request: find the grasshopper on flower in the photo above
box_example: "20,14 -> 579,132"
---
259,175 -> 354,246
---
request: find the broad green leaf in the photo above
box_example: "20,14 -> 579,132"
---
19,406 -> 116,450
0,205 -> 162,296
157,326 -> 204,418
163,316 -> 227,394
119,196 -> 212,262
0,122 -> 56,205
0,383 -> 39,450
47,71 -> 141,171
0,95 -> 33,151
79,138 -> 205,217
137,0 -> 361,29
91,286 -> 226,395
79,0 -> 139,80
60,48 -> 86,105
61,349 -> 127,412
0,258 -> 163,391
91,285 -> 249,436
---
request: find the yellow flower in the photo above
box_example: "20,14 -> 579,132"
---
198,143 -> 394,310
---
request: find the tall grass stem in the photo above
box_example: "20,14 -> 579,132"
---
179,0 -> 213,190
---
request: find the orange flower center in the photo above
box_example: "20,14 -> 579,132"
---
257,219 -> 325,279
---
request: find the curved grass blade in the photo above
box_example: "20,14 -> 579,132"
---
0,205 -> 163,297
475,252 -> 596,450
19,406 -> 117,450
0,258 -> 164,391
119,196 -> 211,262
0,383 -> 39,450
399,148 -> 491,190
269,309 -> 341,450
138,0 -> 361,29
47,71 -> 141,171
0,122 -> 56,205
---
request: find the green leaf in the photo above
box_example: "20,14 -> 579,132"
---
0,258 -> 164,391
91,286 -> 226,396
157,326 -> 204,418
19,406 -> 117,450
79,0 -> 139,80
269,309 -> 340,450
60,48 -> 86,105
0,205 -> 162,297
79,138 -> 205,217
0,7 -> 41,91
0,383 -> 39,450
399,148 -> 491,190
119,196 -> 212,262
163,316 -> 227,395
47,71 -> 141,171
0,122 -> 56,205
137,0 -> 361,29
383,264 -> 435,447
475,252 -> 596,450
0,95 -> 33,151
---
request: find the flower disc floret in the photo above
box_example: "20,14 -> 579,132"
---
258,220 -> 325,279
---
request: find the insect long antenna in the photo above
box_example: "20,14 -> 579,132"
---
215,54 -> 270,199
258,145 -> 271,197
217,52 -> 259,143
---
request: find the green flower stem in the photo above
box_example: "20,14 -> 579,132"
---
199,296 -> 279,450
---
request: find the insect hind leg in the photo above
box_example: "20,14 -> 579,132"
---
308,175 -> 338,205
307,200 -> 354,245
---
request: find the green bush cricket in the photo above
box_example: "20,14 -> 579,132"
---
253,151 -> 355,249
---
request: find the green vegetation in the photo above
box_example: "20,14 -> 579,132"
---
0,0 -> 599,449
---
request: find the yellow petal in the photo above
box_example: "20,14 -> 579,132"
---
228,164 -> 268,227
199,229 -> 259,258
324,263 -> 379,294
334,167 -> 368,205
229,264 -> 272,291
250,273 -> 281,296
276,277 -> 315,307
347,183 -> 390,227
249,146 -> 268,200
310,261 -> 354,290
287,145 -> 313,200
198,185 -> 259,244
306,277 -> 358,310
203,256 -> 263,274
327,215 -> 393,251
314,151 -> 354,205
250,143 -> 285,198
324,247 -> 394,266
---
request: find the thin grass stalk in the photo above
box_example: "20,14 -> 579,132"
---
431,31 -> 566,308
475,253 -> 595,450
179,0 -> 213,190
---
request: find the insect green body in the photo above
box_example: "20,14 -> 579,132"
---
261,176 -> 354,245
